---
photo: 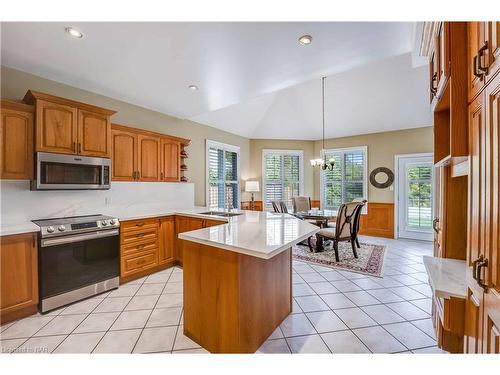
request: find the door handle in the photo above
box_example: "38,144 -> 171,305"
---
73,141 -> 77,153
161,172 -> 164,180
477,42 -> 489,74
472,255 -> 483,281
473,55 -> 483,78
78,142 -> 82,154
476,258 -> 489,290
430,72 -> 438,94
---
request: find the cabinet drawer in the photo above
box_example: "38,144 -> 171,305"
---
121,227 -> 158,246
122,250 -> 158,276
121,218 -> 159,234
122,239 -> 158,256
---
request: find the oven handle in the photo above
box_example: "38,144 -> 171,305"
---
41,229 -> 119,247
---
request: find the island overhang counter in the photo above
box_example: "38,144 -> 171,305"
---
178,211 -> 319,353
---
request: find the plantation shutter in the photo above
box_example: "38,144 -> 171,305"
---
207,142 -> 239,209
263,151 -> 302,210
322,148 -> 366,210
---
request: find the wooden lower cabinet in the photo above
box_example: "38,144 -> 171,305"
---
175,216 -> 204,266
0,233 -> 39,324
159,216 -> 175,265
174,216 -> 225,265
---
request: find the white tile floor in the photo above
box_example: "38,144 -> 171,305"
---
0,235 -> 447,354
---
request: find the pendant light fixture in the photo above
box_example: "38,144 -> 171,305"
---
310,76 -> 335,171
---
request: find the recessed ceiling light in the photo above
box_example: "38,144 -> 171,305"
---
298,35 -> 312,45
65,27 -> 83,39
188,85 -> 199,91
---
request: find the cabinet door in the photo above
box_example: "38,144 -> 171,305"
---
483,72 -> 500,353
0,106 -> 34,179
35,99 -> 77,154
111,128 -> 137,181
486,22 -> 500,83
468,22 -> 488,101
159,216 -> 175,265
161,139 -> 180,182
77,109 -> 111,157
437,22 -> 450,89
138,134 -> 161,181
175,216 -> 204,264
0,233 -> 38,319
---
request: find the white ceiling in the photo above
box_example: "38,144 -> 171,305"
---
1,22 -> 431,140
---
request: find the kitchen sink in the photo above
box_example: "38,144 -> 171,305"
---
199,211 -> 243,217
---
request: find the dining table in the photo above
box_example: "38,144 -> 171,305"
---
292,209 -> 338,252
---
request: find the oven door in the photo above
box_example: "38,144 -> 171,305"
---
33,152 -> 110,190
39,229 -> 119,303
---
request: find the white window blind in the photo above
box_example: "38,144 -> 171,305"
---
206,140 -> 240,210
262,150 -> 303,211
320,146 -> 367,211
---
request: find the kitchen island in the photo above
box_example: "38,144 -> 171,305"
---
178,211 -> 319,353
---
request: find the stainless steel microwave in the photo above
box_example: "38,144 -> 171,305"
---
32,152 -> 111,190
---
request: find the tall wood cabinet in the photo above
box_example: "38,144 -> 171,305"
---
111,123 -> 187,182
0,233 -> 38,323
463,22 -> 500,354
422,22 -> 469,353
0,101 -> 34,180
24,91 -> 115,158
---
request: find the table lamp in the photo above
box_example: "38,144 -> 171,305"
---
245,181 -> 260,210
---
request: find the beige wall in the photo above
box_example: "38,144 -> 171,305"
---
250,126 -> 433,205
1,66 -> 250,206
312,127 -> 434,203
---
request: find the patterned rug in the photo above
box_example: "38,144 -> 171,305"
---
292,240 -> 387,277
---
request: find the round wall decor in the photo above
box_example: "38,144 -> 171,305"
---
370,167 -> 394,189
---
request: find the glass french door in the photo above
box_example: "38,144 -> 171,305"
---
397,155 -> 434,241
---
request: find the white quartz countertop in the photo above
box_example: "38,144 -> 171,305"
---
423,256 -> 467,299
0,221 -> 40,236
178,211 -> 319,259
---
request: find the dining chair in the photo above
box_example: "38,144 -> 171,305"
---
271,200 -> 288,213
292,196 -> 311,213
351,199 -> 367,248
315,201 -> 359,261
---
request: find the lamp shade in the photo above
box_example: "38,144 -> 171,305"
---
245,181 -> 260,193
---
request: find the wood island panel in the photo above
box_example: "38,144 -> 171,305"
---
182,240 -> 292,353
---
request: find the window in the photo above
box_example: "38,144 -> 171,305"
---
320,146 -> 367,211
206,140 -> 240,210
262,150 -> 304,211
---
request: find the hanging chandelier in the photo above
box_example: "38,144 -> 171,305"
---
310,76 -> 335,171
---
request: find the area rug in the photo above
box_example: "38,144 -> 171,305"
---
292,241 -> 387,277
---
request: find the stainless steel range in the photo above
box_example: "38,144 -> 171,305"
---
32,214 -> 120,313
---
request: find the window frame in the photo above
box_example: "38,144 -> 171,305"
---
319,145 -> 368,212
261,149 -> 304,211
205,139 -> 241,209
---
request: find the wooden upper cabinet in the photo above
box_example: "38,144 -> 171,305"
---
78,109 -> 111,157
0,233 -> 38,322
468,22 -> 488,101
0,101 -> 34,180
161,139 -> 180,181
111,127 -> 138,181
486,22 -> 500,83
35,99 -> 77,154
23,90 -> 115,156
138,134 -> 161,181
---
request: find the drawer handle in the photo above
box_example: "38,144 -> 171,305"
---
137,233 -> 145,237
137,244 -> 145,249
137,259 -> 146,265
136,223 -> 145,227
